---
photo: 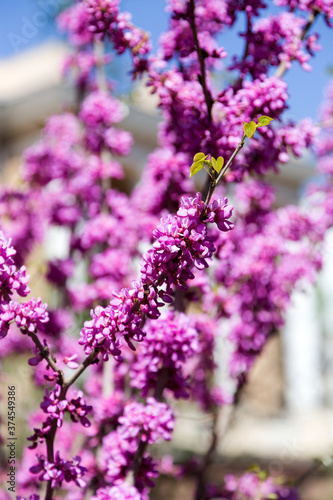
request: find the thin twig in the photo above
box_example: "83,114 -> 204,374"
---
44,383 -> 68,500
194,410 -> 219,500
275,7 -> 320,79
204,134 -> 246,205
64,348 -> 100,388
27,330 -> 64,383
189,0 -> 213,121
293,459 -> 324,488
192,383 -> 244,500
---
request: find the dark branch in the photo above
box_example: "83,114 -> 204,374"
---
275,7 -> 320,78
189,0 -> 214,121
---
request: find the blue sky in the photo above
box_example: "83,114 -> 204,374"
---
1,0 -> 332,121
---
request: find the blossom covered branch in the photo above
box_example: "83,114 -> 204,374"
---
1,1 -> 333,500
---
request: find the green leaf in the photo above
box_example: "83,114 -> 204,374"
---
248,465 -> 261,473
243,121 -> 256,138
258,470 -> 268,480
190,161 -> 204,177
193,152 -> 206,162
257,115 -> 274,128
212,156 -> 224,173
211,157 -> 217,171
216,156 -> 224,172
190,153 -> 207,177
267,494 -> 278,499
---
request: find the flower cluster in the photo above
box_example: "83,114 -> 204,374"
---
130,312 -> 199,398
0,298 -> 48,339
3,1 -> 333,499
149,0 -> 324,183
85,0 -> 119,37
275,0 -> 333,21
141,193 -> 233,288
58,0 -> 150,76
100,430 -> 158,493
161,0 -> 228,65
0,231 -> 30,302
222,471 -> 299,500
118,398 -> 174,444
40,385 -> 92,429
131,148 -> 193,215
79,90 -> 131,153
30,452 -> 87,489
211,179 -> 323,382
92,483 -> 143,500
231,11 -> 320,78
79,193 -> 234,359
27,416 -> 54,450
99,398 -> 173,492
0,190 -> 45,267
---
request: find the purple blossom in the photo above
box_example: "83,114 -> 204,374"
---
30,451 -> 87,488
104,128 -> 133,156
0,231 -> 30,304
142,193 -> 232,287
91,391 -> 125,426
85,0 -> 119,37
100,430 -> 137,481
92,484 -> 143,500
130,312 -> 199,398
131,147 -> 193,215
46,258 -> 74,288
63,354 -> 80,370
222,471 -> 299,500
78,288 -> 144,359
79,193 -> 233,359
45,113 -> 81,145
23,142 -> 84,186
16,496 -> 40,500
118,398 -> 174,444
89,249 -> 131,280
79,90 -> 125,128
40,385 -> 67,427
275,0 -> 333,21
0,298 -> 48,339
100,430 -> 159,490
58,0 -> 150,76
40,386 -> 92,429
0,190 -> 45,267
67,391 -> 93,427
79,91 -> 130,153
98,399 -> 172,491
212,179 -> 323,382
57,3 -> 93,46
27,416 -> 54,449
4,2 -> 333,499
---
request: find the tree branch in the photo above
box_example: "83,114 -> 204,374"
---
27,330 -> 64,384
204,134 -> 246,205
274,7 -> 320,79
194,409 -> 219,500
189,0 -> 214,121
64,348 -> 100,388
